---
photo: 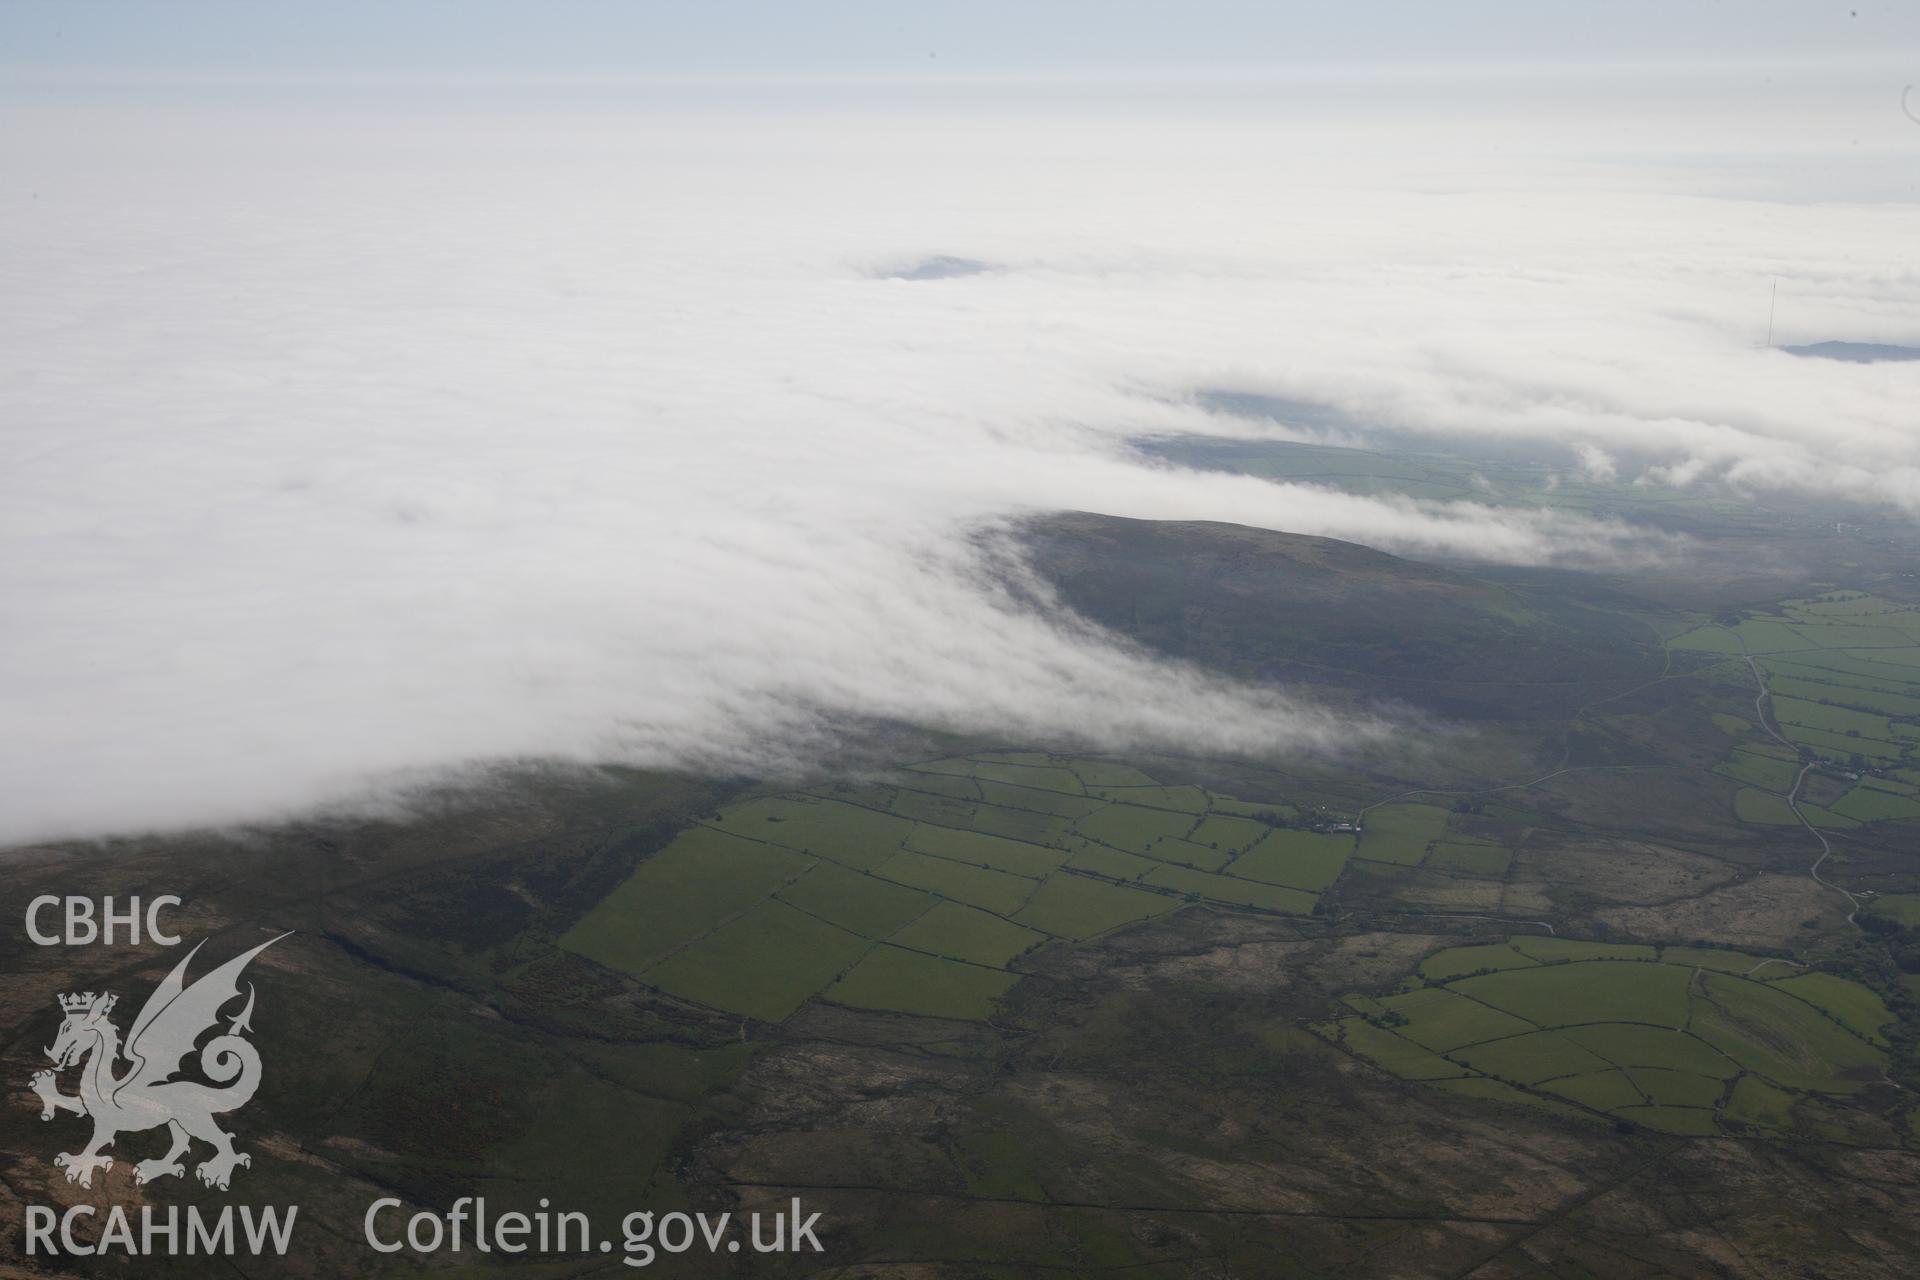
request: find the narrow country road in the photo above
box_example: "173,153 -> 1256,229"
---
1744,655 -> 1862,926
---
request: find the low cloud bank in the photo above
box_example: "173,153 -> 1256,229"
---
2,81 -> 1913,841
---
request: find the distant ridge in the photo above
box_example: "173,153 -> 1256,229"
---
1019,511 -> 1648,717
1782,341 -> 1920,363
879,255 -> 993,281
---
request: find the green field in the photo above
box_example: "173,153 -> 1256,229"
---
905,822 -> 1069,877
559,754 -> 1347,1025
640,900 -> 871,1023
975,803 -> 1088,845
1365,987 -> 1537,1051
1073,802 -> 1198,853
1228,829 -> 1354,890
1774,650 -> 1920,684
562,735 -> 1912,1104
975,762 -> 1087,795
1322,938 -> 1891,1134
1011,871 -> 1177,938
1329,1017 -> 1471,1080
776,860 -> 935,938
1060,760 -> 1159,787
874,849 -> 1038,915
1764,674 -> 1920,717
1781,622 -> 1917,648
1769,695 -> 1893,739
1450,1031 -> 1612,1083
826,946 -> 1018,1020
1670,618 -> 1809,654
957,757 -> 1088,794
561,755 -> 1351,1026
1562,1023 -> 1736,1077
1430,1077 -> 1584,1119
1140,863 -> 1317,912
883,787 -> 982,830
1451,960 -> 1693,1027
1206,795 -> 1299,822
893,769 -> 984,803
1768,972 -> 1895,1046
1064,843 -> 1157,881
709,796 -> 912,869
1418,941 -> 1538,981
971,777 -> 1104,818
1626,1068 -> 1725,1108
1724,1076 -> 1797,1129
1734,788 -> 1800,825
1865,893 -> 1920,927
890,901 -> 1047,967
1766,659 -> 1917,691
1670,625 -> 1745,654
1714,747 -> 1802,792
1187,813 -> 1275,852
1779,725 -> 1902,765
1783,593 -> 1917,620
1614,1105 -> 1719,1136
1658,947 -> 1769,976
1691,972 -> 1884,1090
1543,1070 -> 1645,1110
1831,778 -> 1920,823
1087,784 -> 1211,812
1511,937 -> 1656,964
1357,804 -> 1451,865
559,828 -> 813,972
1142,836 -> 1233,872
1806,802 -> 1864,830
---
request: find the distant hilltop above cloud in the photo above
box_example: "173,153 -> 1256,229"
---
875,255 -> 995,281
1782,341 -> 1920,363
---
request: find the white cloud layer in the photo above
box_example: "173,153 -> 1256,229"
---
3,71 -> 1917,842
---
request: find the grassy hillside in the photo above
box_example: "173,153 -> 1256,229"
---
11,536 -> 1920,1276
1022,510 -> 1654,717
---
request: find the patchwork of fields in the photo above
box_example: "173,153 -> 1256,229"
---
1677,594 -> 1920,827
1320,937 -> 1893,1136
545,591 -> 1920,1154
1353,801 -> 1513,877
561,753 -> 1348,1022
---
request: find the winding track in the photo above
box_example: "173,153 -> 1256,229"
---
1351,640 -> 1866,933
1743,655 -> 1862,926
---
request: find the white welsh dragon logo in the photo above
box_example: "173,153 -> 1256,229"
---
28,934 -> 289,1191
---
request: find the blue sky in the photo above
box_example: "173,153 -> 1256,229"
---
3,1 -> 1912,77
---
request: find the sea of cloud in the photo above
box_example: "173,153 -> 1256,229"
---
3,67 -> 1916,841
